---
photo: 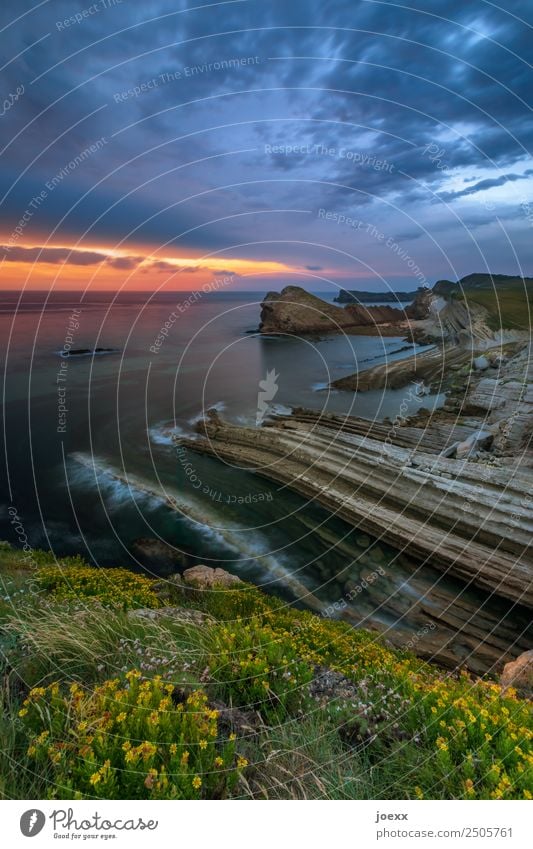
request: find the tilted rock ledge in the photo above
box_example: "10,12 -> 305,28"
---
177,407 -> 532,608
174,336 -> 533,673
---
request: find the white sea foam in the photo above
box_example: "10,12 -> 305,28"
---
67,452 -> 321,608
148,422 -> 188,446
188,400 -> 226,425
268,403 -> 292,416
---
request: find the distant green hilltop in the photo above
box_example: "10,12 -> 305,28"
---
334,288 -> 421,303
336,274 -> 533,331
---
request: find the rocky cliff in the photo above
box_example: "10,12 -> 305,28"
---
260,276 -> 532,343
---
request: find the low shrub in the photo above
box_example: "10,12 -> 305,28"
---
19,671 -> 247,799
34,564 -> 160,610
210,621 -> 314,723
3,554 -> 532,801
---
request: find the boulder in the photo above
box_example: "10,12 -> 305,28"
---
128,606 -> 215,626
500,650 -> 533,698
182,564 -> 243,589
473,355 -> 489,370
455,429 -> 493,459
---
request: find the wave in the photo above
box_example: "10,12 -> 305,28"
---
188,400 -> 226,425
148,422 -> 191,446
67,451 -> 323,610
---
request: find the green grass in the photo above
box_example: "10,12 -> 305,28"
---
0,547 -> 531,800
458,284 -> 532,331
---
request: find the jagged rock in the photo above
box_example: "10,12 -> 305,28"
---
182,564 -> 243,589
500,650 -> 533,698
128,606 -> 215,626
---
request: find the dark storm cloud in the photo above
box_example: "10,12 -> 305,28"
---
144,259 -> 195,273
0,245 -> 108,265
105,255 -> 141,269
0,0 -> 531,283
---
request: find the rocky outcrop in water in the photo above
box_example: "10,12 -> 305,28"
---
259,285 -> 418,335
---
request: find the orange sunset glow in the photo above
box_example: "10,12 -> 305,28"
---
0,240 -> 294,290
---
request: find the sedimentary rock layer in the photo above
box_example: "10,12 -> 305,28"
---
331,345 -> 471,391
176,410 -> 533,609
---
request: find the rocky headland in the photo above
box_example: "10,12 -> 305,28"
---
259,284 -> 422,336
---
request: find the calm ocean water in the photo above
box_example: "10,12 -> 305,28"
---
1,289 -> 451,633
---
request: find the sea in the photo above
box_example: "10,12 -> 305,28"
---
1,289 -> 458,638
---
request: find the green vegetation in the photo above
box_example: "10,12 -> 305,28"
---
0,545 -> 531,800
465,286 -> 532,332
437,274 -> 533,331
33,562 -> 160,610
20,676 -> 242,799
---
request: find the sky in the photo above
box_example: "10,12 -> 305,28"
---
0,0 -> 532,292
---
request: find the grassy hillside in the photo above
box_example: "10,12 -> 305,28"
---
0,545 -> 531,800
434,274 -> 533,331
465,285 -> 532,332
